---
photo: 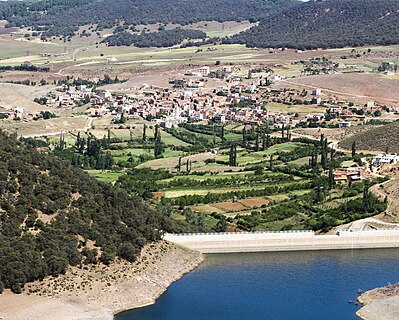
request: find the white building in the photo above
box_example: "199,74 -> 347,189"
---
339,120 -> 351,128
199,66 -> 210,77
99,91 -> 112,99
373,154 -> 399,165
312,89 -> 321,96
213,114 -> 226,123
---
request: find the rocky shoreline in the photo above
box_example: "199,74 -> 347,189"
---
0,241 -> 204,320
357,283 -> 399,320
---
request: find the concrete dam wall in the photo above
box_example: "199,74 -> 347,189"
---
164,229 -> 399,253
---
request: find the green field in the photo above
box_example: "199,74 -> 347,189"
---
86,170 -> 123,183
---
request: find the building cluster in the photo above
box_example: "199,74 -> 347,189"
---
372,154 -> 399,166
5,63 -> 398,130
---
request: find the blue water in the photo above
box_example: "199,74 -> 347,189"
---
115,249 -> 399,320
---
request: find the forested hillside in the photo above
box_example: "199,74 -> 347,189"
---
0,0 -> 295,39
103,28 -> 207,47
0,131 -> 183,294
227,0 -> 399,49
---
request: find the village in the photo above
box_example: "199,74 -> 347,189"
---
2,59 -> 398,131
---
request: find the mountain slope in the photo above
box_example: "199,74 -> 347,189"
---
227,0 -> 399,49
339,122 -> 399,153
0,131 -> 181,293
0,0 -> 297,38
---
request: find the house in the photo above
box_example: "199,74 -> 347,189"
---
213,114 -> 226,124
199,66 -> 210,77
99,91 -> 112,99
372,154 -> 399,165
312,89 -> 321,96
334,168 -> 363,184
311,97 -> 322,105
339,120 -> 351,128
366,101 -> 375,108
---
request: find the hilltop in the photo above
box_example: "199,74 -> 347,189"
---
339,122 -> 399,153
227,0 -> 399,49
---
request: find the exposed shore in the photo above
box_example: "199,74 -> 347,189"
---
0,241 -> 203,320
357,283 -> 399,320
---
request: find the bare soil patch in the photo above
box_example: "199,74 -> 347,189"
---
238,197 -> 269,207
212,201 -> 246,212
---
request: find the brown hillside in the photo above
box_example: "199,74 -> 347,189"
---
339,122 -> 399,153
370,179 -> 399,222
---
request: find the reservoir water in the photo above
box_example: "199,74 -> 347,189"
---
115,249 -> 399,320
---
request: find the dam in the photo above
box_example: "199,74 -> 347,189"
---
164,229 -> 399,253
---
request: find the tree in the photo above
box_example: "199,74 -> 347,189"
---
321,137 -> 328,169
255,126 -> 260,151
269,154 -> 274,170
107,128 -> 111,147
178,157 -> 182,172
242,126 -> 247,147
214,215 -> 227,232
221,124 -> 225,143
363,180 -> 370,210
261,131 -> 266,151
229,144 -> 237,166
212,124 -> 216,145
352,141 -> 356,158
328,166 -> 334,190
183,207 -> 195,224
118,243 -> 139,263
143,124 -> 147,141
154,134 -> 164,158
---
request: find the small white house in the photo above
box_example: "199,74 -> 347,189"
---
312,89 -> 321,96
339,120 -> 351,128
199,66 -> 210,77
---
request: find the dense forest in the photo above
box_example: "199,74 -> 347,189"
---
227,0 -> 399,49
0,131 -> 186,294
1,0 -> 398,48
0,0 -> 295,38
103,28 -> 207,47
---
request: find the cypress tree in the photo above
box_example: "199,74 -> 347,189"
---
255,126 -> 259,151
143,124 -> 147,142
269,154 -> 273,170
266,133 -> 271,148
229,144 -> 237,166
328,166 -> 334,190
212,124 -> 216,145
352,141 -> 356,158
178,157 -> 182,172
262,131 -> 266,151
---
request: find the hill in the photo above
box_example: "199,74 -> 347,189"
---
0,83 -> 54,114
227,0 -> 399,49
0,130 -> 184,293
339,122 -> 399,153
0,0 -> 296,39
